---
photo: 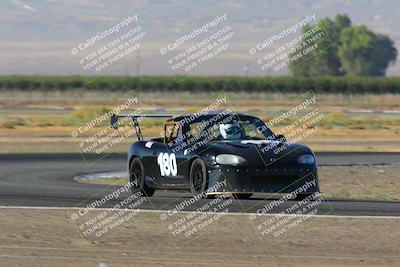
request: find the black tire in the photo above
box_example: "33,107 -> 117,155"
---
189,158 -> 208,197
233,193 -> 253,199
295,193 -> 316,201
129,157 -> 155,197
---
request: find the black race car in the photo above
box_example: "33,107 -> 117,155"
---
111,111 -> 319,199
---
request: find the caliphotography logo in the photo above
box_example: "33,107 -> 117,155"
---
160,13 -> 235,82
70,90 -> 144,164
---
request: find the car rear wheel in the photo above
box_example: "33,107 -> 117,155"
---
189,158 -> 208,197
129,157 -> 155,197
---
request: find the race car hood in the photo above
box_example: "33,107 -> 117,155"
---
203,139 -> 315,167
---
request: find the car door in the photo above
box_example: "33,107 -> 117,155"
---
154,122 -> 187,188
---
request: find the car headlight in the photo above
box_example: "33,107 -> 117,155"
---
297,154 -> 315,164
215,154 -> 247,166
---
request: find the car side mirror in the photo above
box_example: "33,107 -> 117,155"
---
276,134 -> 286,143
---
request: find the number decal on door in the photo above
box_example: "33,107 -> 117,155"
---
157,153 -> 177,176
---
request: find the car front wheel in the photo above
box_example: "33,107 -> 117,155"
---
189,158 -> 208,197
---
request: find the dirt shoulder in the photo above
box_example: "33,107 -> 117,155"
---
0,208 -> 399,266
319,165 -> 400,201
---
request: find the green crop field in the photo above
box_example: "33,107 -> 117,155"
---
1,75 -> 400,94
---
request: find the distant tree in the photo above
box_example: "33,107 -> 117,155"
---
334,14 -> 351,30
338,26 -> 397,76
289,14 -> 351,76
289,14 -> 397,77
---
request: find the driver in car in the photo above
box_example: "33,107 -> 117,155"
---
219,122 -> 245,140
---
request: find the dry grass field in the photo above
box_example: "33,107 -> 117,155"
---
0,90 -> 400,153
1,90 -> 399,153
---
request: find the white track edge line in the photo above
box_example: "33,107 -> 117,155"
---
0,205 -> 399,219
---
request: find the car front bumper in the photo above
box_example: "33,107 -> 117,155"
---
206,164 -> 319,194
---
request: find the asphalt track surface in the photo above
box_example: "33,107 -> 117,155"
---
0,152 -> 399,216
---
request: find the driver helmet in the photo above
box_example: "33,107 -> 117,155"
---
219,122 -> 244,139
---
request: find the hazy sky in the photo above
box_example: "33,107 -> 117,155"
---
1,0 -> 399,76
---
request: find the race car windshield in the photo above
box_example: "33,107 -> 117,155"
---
189,117 -> 275,141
